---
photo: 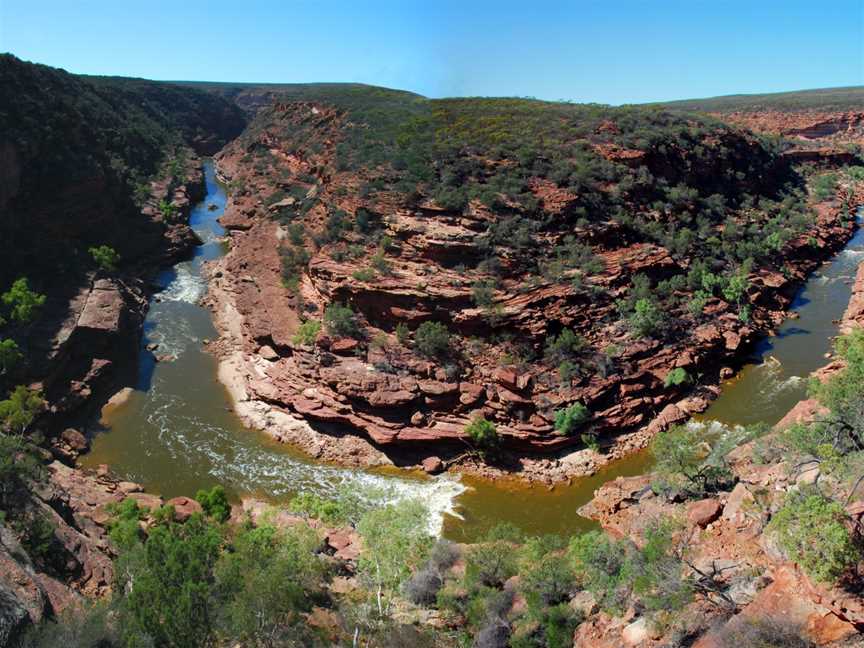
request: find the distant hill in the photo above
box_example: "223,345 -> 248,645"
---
658,86 -> 864,113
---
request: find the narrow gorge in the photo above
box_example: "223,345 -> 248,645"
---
2,52 -> 864,647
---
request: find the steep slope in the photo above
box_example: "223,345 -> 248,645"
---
205,86 -> 864,478
0,58 -> 245,640
0,54 -> 246,288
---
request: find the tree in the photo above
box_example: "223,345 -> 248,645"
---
414,321 -> 451,358
0,386 -> 43,433
196,485 -> 231,522
650,425 -> 733,497
768,490 -> 858,583
324,303 -> 359,338
0,339 -> 22,375
466,416 -> 499,450
114,514 -> 223,648
570,522 -> 693,622
553,403 -> 590,436
722,273 -> 748,304
2,278 -> 46,324
89,245 -> 121,272
465,523 -> 522,588
214,522 -> 324,645
357,499 -> 433,617
0,433 -> 39,512
519,536 -> 575,607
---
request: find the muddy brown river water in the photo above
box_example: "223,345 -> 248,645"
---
83,161 -> 864,541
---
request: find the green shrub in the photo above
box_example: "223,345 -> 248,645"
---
324,303 -> 359,338
352,267 -> 377,282
0,433 -> 39,511
650,424 -> 733,496
519,536 -> 575,607
0,339 -> 22,375
114,514 -> 223,647
289,492 -> 349,525
20,513 -> 55,563
570,521 -> 692,620
812,173 -> 838,201
687,290 -> 710,317
466,416 -> 499,449
89,245 -> 121,272
472,279 -> 497,309
558,359 -> 579,384
287,223 -> 305,245
544,329 -> 584,364
214,522 -> 324,644
569,530 -> 632,615
292,320 -> 321,346
395,322 -> 410,345
465,524 -> 523,588
106,497 -> 146,551
0,386 -> 43,433
195,485 -> 231,522
768,490 -> 858,583
158,198 -> 179,220
2,278 -> 46,324
414,321 -> 451,358
664,367 -> 690,388
370,250 -> 391,274
553,403 -> 590,436
357,500 -> 433,616
628,297 -> 664,338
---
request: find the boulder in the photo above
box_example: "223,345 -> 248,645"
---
421,456 -> 445,474
60,428 -> 88,452
687,498 -> 723,528
167,496 -> 203,522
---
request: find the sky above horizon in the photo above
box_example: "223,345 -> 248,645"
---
1,0 -> 862,105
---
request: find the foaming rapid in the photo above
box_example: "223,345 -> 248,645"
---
92,160 -> 466,537
158,264 -> 208,304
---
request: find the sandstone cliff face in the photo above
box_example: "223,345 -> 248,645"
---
203,92 -> 864,479
575,258 -> 864,647
0,58 -> 246,639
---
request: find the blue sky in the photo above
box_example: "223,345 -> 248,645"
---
1,0 -> 861,104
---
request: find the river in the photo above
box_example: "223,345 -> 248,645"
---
84,162 -> 863,541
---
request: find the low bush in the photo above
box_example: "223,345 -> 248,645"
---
89,245 -> 121,272
650,425 -> 734,497
292,319 -> 321,346
414,321 -> 451,358
404,566 -> 443,605
466,416 -> 499,450
664,367 -> 690,388
553,403 -> 590,436
352,267 -> 377,282
768,490 -> 858,583
324,303 -> 359,338
288,492 -> 349,525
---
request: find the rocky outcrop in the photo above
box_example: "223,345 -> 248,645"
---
205,160 -> 864,479
199,93 -> 864,481
576,256 -> 864,647
0,461 -> 150,641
